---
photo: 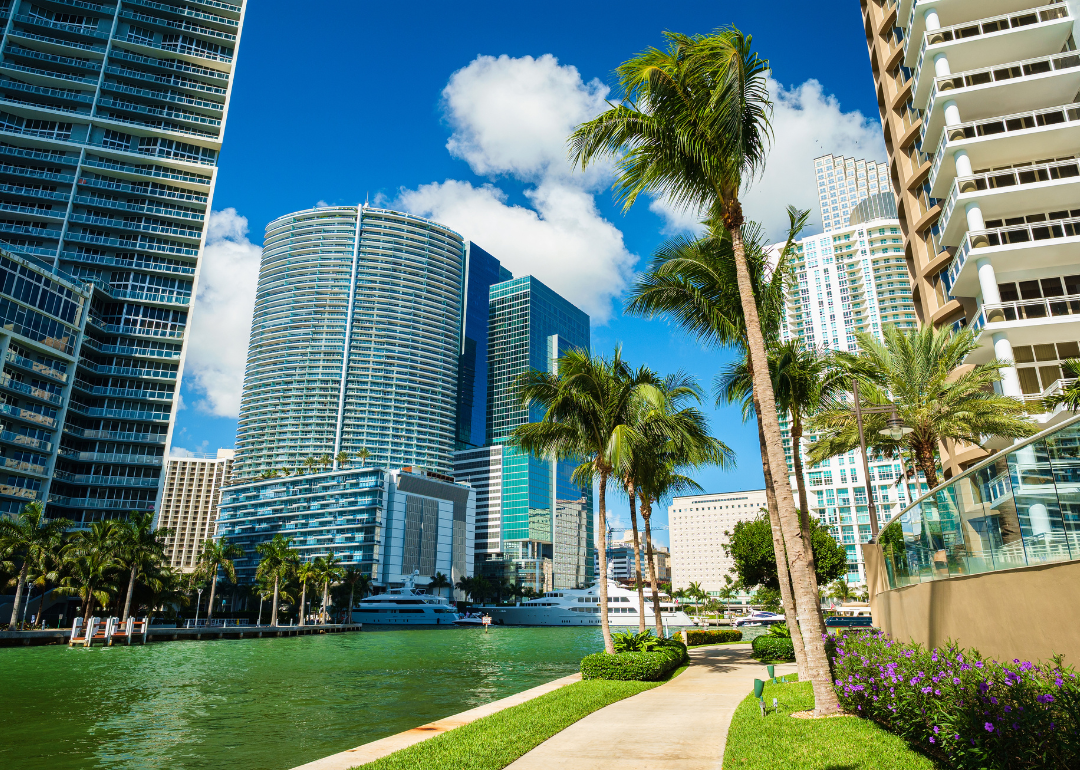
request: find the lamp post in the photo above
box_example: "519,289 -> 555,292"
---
851,381 -> 913,540
194,587 -> 203,628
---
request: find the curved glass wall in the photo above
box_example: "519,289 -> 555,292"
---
880,414 -> 1080,590
234,206 -> 466,478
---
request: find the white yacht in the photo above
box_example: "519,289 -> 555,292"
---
350,574 -> 458,626
732,610 -> 785,628
478,582 -> 694,629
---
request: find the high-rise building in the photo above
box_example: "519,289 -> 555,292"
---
452,444 -> 502,565
234,206 -> 492,478
860,0 -> 1079,472
603,530 -> 670,584
466,275 -> 594,589
817,154 -> 891,233
158,448 -> 234,572
0,1 -> 248,524
668,490 -> 767,593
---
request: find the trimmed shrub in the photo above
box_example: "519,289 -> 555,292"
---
830,631 -> 1080,770
751,634 -> 796,662
682,629 -> 742,645
581,641 -> 686,681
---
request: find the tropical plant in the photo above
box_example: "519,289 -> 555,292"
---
429,571 -> 451,599
303,457 -> 318,475
808,326 -> 1036,488
724,515 -> 846,594
255,534 -> 297,626
319,454 -> 332,471
58,520 -> 124,627
312,552 -> 344,623
827,579 -> 852,605
339,569 -> 371,620
0,502 -> 70,630
117,511 -> 172,622
295,560 -> 317,625
511,347 -> 665,655
612,629 -> 663,653
353,447 -> 371,465
334,451 -> 349,469
768,621 -> 792,638
1044,359 -> 1080,412
193,537 -> 243,622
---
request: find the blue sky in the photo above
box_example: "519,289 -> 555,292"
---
173,1 -> 887,545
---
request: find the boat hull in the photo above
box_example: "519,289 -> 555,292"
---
350,610 -> 458,626
480,605 -> 695,628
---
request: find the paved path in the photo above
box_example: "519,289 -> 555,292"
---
506,644 -> 797,770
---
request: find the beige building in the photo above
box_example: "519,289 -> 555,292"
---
157,450 -> 235,572
669,490 -> 768,592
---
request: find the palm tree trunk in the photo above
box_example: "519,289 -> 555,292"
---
916,440 -> 939,488
756,414 -> 808,681
258,594 -> 264,626
627,482 -> 646,633
122,564 -> 137,623
790,411 -> 828,642
19,584 -> 34,626
271,576 -> 279,627
321,582 -> 329,624
7,560 -> 27,630
728,219 -> 840,714
298,582 -> 307,626
348,585 -> 355,623
641,500 -> 663,638
596,468 -> 614,655
83,580 -> 96,628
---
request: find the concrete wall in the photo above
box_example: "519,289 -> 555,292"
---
864,544 -> 1080,663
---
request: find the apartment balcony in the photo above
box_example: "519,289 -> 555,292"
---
946,216 -> 1080,296
80,363 -> 177,380
73,380 -> 175,401
0,402 -> 56,428
117,9 -> 238,43
70,213 -> 203,241
58,450 -> 164,466
76,176 -> 208,206
80,155 -> 214,185
113,38 -> 232,74
107,48 -> 229,87
48,496 -> 155,510
85,317 -> 186,342
72,196 -> 204,224
938,158 -> 1080,244
967,295 -> 1080,363
903,1 -> 1042,56
65,230 -> 199,258
64,425 -> 167,443
1,456 -> 48,476
70,475 -> 160,488
100,80 -> 224,115
1,485 -> 39,501
0,429 -> 51,453
0,162 -> 75,187
80,339 -> 181,360
60,251 -> 196,277
910,3 -> 1072,105
126,0 -> 242,30
928,102 -> 1080,196
0,374 -> 63,406
65,402 -> 170,421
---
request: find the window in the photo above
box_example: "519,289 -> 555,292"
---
127,25 -> 155,45
102,129 -> 132,151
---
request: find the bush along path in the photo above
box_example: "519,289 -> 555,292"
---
682,629 -> 743,646
830,632 -> 1080,769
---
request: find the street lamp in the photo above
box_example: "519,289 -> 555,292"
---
194,587 -> 203,628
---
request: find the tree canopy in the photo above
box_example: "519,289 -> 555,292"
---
724,515 -> 846,591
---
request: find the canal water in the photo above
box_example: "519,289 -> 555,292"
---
0,627 -> 606,770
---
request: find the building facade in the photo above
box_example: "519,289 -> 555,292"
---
483,275 -> 594,589
233,206 -> 478,479
605,530 -> 671,584
216,466 -> 475,594
0,1 -> 248,524
860,0 -> 1079,471
157,448 -> 233,572
452,444 -> 502,566
817,154 -> 892,233
669,490 -> 768,593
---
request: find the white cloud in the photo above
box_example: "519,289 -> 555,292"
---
183,208 -> 261,418
650,76 -> 886,242
397,54 -> 634,322
169,441 -> 209,458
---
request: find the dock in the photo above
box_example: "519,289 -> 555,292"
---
0,621 -> 363,647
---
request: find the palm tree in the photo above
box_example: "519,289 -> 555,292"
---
319,454 -> 333,471
686,581 -> 706,615
0,502 -> 70,630
511,347 -> 664,655
429,572 -> 451,600
334,451 -> 350,469
827,579 -> 852,605
340,569 -> 371,621
117,511 -> 172,623
313,552 -> 344,623
353,447 -> 371,466
807,326 -> 1036,488
295,560 -> 316,626
193,537 -> 243,622
58,521 -> 123,627
303,457 -> 318,475
617,470 -> 647,633
255,534 -> 297,627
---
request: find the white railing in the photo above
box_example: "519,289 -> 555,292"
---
939,158 -> 1080,234
947,216 -> 1080,288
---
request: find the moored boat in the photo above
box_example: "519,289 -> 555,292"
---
476,582 -> 694,629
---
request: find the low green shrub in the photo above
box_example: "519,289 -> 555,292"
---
683,629 -> 742,645
581,638 -> 687,681
751,634 -> 795,662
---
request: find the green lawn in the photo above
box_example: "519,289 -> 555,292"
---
353,668 -> 684,770
723,680 -> 941,770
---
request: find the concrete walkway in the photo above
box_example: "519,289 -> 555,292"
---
506,644 -> 797,770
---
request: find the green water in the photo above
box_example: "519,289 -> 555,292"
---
0,627 -> 605,770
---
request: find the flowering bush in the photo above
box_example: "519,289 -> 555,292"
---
830,631 -> 1080,769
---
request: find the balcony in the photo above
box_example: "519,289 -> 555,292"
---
0,402 -> 55,428
76,176 -> 208,205
946,215 -> 1080,296
65,230 -> 200,258
100,80 -> 224,114
117,9 -> 237,43
928,102 -> 1080,196
65,403 -> 170,421
69,213 -> 203,241
63,426 -> 167,443
80,154 -> 214,183
83,341 -> 181,360
969,294 -> 1080,360
48,496 -> 155,510
911,3 -> 1072,105
125,0 -> 241,30
70,475 -> 160,488
60,251 -> 196,277
60,451 -> 164,466
0,429 -> 51,452
938,158 -> 1080,244
0,374 -> 63,405
903,1 -> 1042,58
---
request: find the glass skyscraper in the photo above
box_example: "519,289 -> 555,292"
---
234,206 -> 506,479
0,1 -> 246,523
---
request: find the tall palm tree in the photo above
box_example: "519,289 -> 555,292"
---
827,579 -> 852,605
117,511 -> 171,623
353,447 -> 371,466
59,521 -> 123,627
319,454 -> 333,471
808,326 -> 1036,488
303,457 -> 318,475
429,572 -> 451,600
255,534 -> 297,627
511,347 -> 664,655
193,537 -> 243,622
617,471 -> 647,633
0,502 -> 70,630
340,569 -> 371,621
295,561 -> 316,626
313,552 -> 344,623
334,451 -> 350,469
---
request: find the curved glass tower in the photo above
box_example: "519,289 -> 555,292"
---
234,206 -> 468,478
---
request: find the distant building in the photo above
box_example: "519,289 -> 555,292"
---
158,450 -> 235,572
453,445 -> 503,568
669,490 -> 767,593
816,154 -> 891,233
216,467 -> 475,596
603,530 -> 670,584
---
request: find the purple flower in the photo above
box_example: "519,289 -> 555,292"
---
1056,677 -> 1064,688
929,737 -> 936,744
933,726 -> 940,734
1037,694 -> 1055,705
984,722 -> 994,732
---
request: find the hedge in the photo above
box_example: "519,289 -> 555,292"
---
831,631 -> 1080,770
682,629 -> 742,645
580,639 -> 687,681
751,634 -> 796,662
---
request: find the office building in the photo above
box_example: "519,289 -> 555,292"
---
817,154 -> 892,233
861,0 -> 1078,472
216,466 -> 475,593
604,530 -> 670,584
484,275 -> 594,589
669,490 -> 767,593
157,448 -> 234,572
0,1 -> 248,524
452,444 -> 502,565
233,206 -> 487,479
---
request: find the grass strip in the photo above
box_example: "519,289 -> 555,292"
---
354,675 -> 668,770
723,680 -> 941,770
